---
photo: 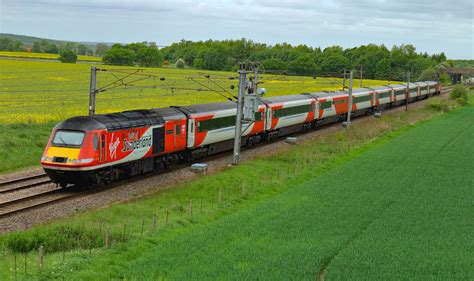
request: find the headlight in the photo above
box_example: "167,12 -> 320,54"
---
67,158 -> 94,164
41,156 -> 53,162
78,158 -> 94,164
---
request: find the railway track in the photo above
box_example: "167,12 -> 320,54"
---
0,173 -> 52,194
0,173 -> 76,217
0,189 -> 84,217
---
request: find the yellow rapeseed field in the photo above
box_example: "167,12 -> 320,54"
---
0,51 -> 101,62
0,59 -> 395,124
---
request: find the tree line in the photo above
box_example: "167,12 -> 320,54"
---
158,39 -> 449,81
0,36 -> 453,82
0,37 -> 111,56
103,39 -> 450,82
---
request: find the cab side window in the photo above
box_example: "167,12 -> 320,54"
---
93,133 -> 99,150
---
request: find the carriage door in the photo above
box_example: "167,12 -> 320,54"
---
187,119 -> 195,148
152,127 -> 165,154
99,134 -> 106,162
265,107 -> 272,131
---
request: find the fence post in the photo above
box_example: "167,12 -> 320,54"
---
189,199 -> 193,218
104,225 -> 109,248
152,213 -> 157,230
13,255 -> 17,278
218,189 -> 223,207
38,245 -> 44,271
24,252 -> 27,274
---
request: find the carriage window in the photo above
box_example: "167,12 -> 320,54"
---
93,133 -> 99,150
198,116 -> 236,132
353,95 -> 373,103
274,104 -> 312,118
176,125 -> 181,135
52,130 -> 85,147
319,101 -> 332,110
378,92 -> 391,98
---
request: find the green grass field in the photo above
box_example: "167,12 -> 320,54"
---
98,103 -> 474,280
0,95 -> 471,280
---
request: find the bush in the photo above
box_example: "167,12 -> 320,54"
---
425,97 -> 442,111
176,58 -> 185,69
58,49 -> 77,63
425,97 -> 456,112
455,97 -> 466,106
439,73 -> 451,85
4,224 -> 128,253
450,84 -> 468,100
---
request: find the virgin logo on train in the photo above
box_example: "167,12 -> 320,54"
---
109,134 -> 120,159
121,135 -> 152,153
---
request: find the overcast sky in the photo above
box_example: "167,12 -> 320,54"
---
1,0 -> 473,59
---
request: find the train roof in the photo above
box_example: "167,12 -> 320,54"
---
371,85 -> 393,91
387,84 -> 407,89
55,116 -> 107,131
261,94 -> 312,104
308,91 -> 347,99
56,107 -> 187,132
175,102 -> 237,115
90,110 -> 165,131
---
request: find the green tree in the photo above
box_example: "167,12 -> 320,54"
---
6,39 -> 23,51
103,47 -> 135,66
320,54 -> 350,75
77,44 -> 88,55
194,46 -> 227,70
95,43 -> 110,56
288,54 -> 317,76
262,58 -> 286,71
32,42 -> 41,53
418,68 -> 438,81
45,43 -> 58,54
136,47 -> 163,67
58,50 -> 77,63
374,58 -> 392,80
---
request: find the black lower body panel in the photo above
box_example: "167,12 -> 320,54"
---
44,168 -> 94,187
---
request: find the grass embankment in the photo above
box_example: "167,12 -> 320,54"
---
124,106 -> 474,280
0,123 -> 54,174
0,51 -> 101,62
1,93 -> 472,280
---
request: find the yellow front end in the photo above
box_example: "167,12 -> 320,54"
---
41,146 -> 82,166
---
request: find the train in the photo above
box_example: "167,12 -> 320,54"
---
40,81 -> 441,187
